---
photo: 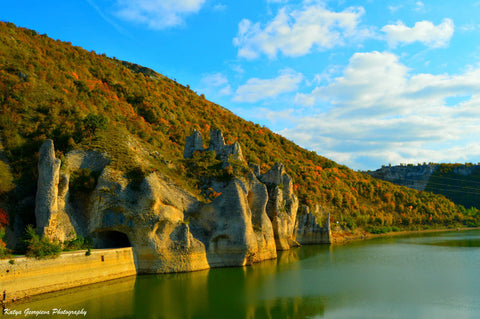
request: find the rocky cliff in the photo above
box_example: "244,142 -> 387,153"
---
367,163 -> 480,210
33,130 -> 329,274
366,165 -> 438,191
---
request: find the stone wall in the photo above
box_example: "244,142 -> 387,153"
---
0,248 -> 136,303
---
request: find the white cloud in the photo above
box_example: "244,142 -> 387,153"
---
199,72 -> 232,97
114,0 -> 205,29
414,1 -> 425,11
278,51 -> 480,169
381,18 -> 454,48
202,73 -> 229,87
218,85 -> 232,96
233,3 -> 372,59
231,64 -> 245,74
233,68 -> 303,102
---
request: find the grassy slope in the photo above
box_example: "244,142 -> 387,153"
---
1,21 -> 479,235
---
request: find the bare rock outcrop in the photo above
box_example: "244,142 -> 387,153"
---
33,133 -> 331,274
89,168 -> 210,273
87,166 -> 277,273
259,162 -> 300,250
35,140 -> 75,241
195,174 -> 277,267
183,129 -> 204,159
184,129 -> 244,163
366,165 -> 438,191
295,205 -> 331,244
35,144 -> 110,242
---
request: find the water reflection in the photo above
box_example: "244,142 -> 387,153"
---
397,230 -> 480,248
131,248 -> 327,319
7,230 -> 480,318
7,276 -> 137,318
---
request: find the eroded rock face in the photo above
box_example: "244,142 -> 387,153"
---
260,162 -> 300,250
296,205 -> 331,244
34,135 -> 330,274
87,167 -> 277,273
183,129 -> 204,159
366,165 -> 438,191
35,140 -> 75,241
195,174 -> 277,267
89,168 -> 210,273
184,129 -> 244,163
35,145 -> 111,242
35,140 -> 60,237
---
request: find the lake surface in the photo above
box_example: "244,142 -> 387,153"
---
7,230 -> 480,318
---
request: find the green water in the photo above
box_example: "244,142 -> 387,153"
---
7,230 -> 480,318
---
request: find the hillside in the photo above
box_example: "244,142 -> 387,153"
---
368,163 -> 480,212
1,21 -> 479,252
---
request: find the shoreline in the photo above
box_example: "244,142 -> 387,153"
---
330,226 -> 480,245
2,226 -> 479,306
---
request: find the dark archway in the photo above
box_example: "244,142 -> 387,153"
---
93,230 -> 132,249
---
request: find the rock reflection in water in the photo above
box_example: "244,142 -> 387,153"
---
133,269 -> 210,318
6,231 -> 480,318
131,248 -> 326,318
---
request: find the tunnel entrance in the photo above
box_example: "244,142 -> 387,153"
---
93,230 -> 132,249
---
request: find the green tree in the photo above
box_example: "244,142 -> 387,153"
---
82,113 -> 107,136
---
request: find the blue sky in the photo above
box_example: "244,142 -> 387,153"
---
2,0 -> 480,170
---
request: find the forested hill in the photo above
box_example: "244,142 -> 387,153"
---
0,21 -> 479,237
368,163 -> 480,212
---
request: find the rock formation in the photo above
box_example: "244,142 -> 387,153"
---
184,129 -> 244,163
86,143 -> 277,272
35,140 -> 75,241
259,162 -> 300,250
33,132 -> 330,274
367,163 -> 480,192
183,129 -> 204,159
195,173 -> 277,267
296,205 -> 331,244
366,164 -> 438,191
89,168 -> 210,273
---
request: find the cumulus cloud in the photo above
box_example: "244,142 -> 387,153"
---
233,3 -> 372,59
281,51 -> 480,169
233,68 -> 303,102
381,18 -> 454,48
114,0 -> 205,29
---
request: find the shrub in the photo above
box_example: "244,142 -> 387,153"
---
69,168 -> 100,193
63,235 -> 92,251
126,167 -> 148,190
0,161 -> 13,196
24,225 -> 61,259
0,227 -> 11,259
366,225 -> 393,234
82,113 -> 107,136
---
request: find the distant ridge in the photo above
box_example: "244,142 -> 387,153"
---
367,163 -> 480,210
